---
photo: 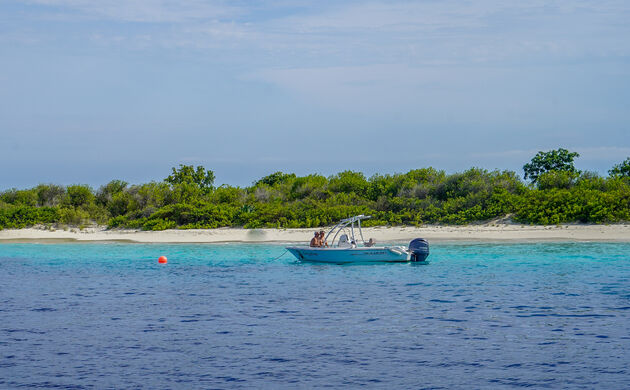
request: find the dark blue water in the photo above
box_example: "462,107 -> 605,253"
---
1,242 -> 629,388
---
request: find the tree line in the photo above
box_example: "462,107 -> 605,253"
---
1,150 -> 629,230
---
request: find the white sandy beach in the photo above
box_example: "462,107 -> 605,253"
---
0,224 -> 629,243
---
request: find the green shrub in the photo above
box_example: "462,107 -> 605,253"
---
0,189 -> 38,206
142,218 -> 176,231
0,206 -> 59,229
1,164 -> 629,229
536,171 -> 578,190
64,185 -> 95,208
58,207 -> 91,225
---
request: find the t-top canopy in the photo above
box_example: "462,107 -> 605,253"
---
325,215 -> 371,247
338,215 -> 371,224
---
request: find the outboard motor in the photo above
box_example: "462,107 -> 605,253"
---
408,238 -> 430,262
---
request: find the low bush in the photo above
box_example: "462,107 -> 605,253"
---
1,163 -> 628,230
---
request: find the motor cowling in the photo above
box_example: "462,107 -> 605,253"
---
408,238 -> 429,262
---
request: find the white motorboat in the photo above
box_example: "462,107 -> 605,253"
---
286,215 -> 429,264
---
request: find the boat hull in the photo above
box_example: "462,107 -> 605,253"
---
286,246 -> 410,263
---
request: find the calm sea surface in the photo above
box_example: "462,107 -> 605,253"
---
1,242 -> 629,389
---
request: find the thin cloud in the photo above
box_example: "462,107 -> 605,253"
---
473,147 -> 630,161
2,0 -> 629,185
574,147 -> 630,161
23,0 -> 238,23
11,0 -> 630,66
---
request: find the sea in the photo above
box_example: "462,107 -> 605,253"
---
1,242 -> 629,389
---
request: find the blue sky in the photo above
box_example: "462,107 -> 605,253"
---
1,0 -> 629,189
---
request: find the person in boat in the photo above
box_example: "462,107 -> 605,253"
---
365,238 -> 375,247
310,232 -> 320,247
319,231 -> 328,247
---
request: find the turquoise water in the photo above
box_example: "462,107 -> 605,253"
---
1,242 -> 629,388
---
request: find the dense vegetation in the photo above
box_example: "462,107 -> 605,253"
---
1,151 -> 629,230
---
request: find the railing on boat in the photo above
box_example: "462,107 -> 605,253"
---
325,214 -> 371,247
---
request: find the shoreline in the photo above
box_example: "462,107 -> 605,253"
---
0,224 -> 629,244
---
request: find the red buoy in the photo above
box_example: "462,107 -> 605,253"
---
158,256 -> 168,264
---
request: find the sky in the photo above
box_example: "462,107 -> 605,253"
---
1,0 -> 629,189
